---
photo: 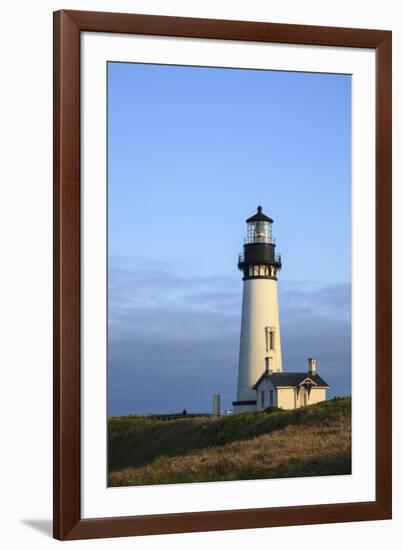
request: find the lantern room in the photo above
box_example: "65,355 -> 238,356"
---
246,206 -> 274,244
238,206 -> 282,280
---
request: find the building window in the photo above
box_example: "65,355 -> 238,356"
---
265,357 -> 272,372
265,327 -> 275,351
269,390 -> 274,406
261,390 -> 265,408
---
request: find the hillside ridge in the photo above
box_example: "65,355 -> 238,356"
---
108,397 -> 351,486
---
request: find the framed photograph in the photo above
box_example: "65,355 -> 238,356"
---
53,10 -> 392,540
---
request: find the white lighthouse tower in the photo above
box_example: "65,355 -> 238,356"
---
233,206 -> 283,413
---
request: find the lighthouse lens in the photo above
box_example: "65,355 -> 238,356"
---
254,221 -> 268,243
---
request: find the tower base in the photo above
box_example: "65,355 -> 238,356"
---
232,400 -> 257,414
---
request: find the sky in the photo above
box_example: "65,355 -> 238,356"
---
107,62 -> 351,416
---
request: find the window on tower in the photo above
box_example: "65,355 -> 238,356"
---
248,265 -> 271,278
265,327 -> 276,351
269,330 -> 275,350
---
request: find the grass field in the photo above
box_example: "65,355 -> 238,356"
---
108,397 -> 351,486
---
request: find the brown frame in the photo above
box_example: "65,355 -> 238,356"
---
53,9 -> 392,541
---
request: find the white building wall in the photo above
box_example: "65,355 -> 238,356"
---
307,387 -> 327,405
295,386 -> 327,408
236,278 -> 283,405
277,388 -> 296,410
277,386 -> 327,409
244,383 -> 327,412
256,379 -> 277,411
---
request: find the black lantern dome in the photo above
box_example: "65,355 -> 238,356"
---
246,205 -> 273,224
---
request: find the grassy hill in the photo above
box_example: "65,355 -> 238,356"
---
108,397 -> 351,486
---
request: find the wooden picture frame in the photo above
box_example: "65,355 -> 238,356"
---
53,10 -> 392,540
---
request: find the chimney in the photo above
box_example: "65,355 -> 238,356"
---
308,357 -> 317,375
265,357 -> 273,374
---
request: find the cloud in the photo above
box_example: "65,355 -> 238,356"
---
280,280 -> 351,320
108,256 -> 351,415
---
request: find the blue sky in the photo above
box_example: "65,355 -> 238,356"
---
108,62 -> 351,415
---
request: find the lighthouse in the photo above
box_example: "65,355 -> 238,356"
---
233,206 -> 283,413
